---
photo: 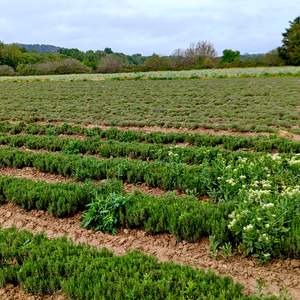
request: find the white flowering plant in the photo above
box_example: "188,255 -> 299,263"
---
206,152 -> 300,263
228,189 -> 296,263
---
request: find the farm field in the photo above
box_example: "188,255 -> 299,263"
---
0,66 -> 300,82
1,76 -> 300,299
0,76 -> 300,133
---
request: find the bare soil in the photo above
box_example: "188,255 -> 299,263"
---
0,283 -> 67,300
0,201 -> 300,299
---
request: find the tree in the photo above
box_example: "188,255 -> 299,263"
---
172,41 -> 218,68
221,49 -> 240,63
278,16 -> 300,65
262,49 -> 283,66
142,53 -> 171,71
104,47 -> 113,54
96,54 -> 122,73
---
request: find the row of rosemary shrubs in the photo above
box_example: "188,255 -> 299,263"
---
0,176 -> 231,243
2,146 -> 300,259
1,172 -> 300,260
1,226 -> 252,300
0,133 -> 259,165
0,146 -> 270,198
1,121 -> 300,153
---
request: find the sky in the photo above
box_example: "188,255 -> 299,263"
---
0,0 -> 299,56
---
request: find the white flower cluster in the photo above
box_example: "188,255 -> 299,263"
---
238,157 -> 248,164
260,180 -> 271,189
248,189 -> 271,202
261,203 -> 274,209
287,154 -> 300,166
168,151 -> 178,157
240,175 -> 246,180
243,224 -> 253,231
226,178 -> 235,186
281,186 -> 300,197
258,233 -> 270,243
250,181 -> 260,187
228,211 -> 235,218
267,153 -> 282,163
228,219 -> 237,229
228,210 -> 249,229
250,180 -> 272,189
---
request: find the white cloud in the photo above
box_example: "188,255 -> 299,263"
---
0,0 -> 299,55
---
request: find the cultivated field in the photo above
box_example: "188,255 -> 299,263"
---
1,76 -> 300,133
1,73 -> 300,299
0,66 -> 300,81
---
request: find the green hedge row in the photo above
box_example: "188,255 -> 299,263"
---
1,121 -> 300,153
0,226 -> 256,300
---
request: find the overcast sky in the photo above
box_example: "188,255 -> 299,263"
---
1,0 -> 299,56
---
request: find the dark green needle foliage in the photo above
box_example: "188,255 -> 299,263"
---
0,226 -> 270,300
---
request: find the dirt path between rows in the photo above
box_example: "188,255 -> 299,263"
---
4,119 -> 300,141
0,202 -> 299,299
0,283 -> 67,300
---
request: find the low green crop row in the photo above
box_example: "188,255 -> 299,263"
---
0,226 -> 254,300
0,147 -> 208,195
0,132 -> 240,165
1,121 -> 300,153
0,176 -> 123,217
2,147 -> 300,261
0,175 -> 231,243
0,146 -> 297,200
1,166 -> 300,263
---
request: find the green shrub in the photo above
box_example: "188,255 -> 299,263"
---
0,226 -> 252,299
80,192 -> 127,234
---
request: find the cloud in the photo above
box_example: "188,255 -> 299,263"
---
0,0 -> 299,55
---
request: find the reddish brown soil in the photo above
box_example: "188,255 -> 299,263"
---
0,283 -> 67,300
0,202 -> 299,299
0,167 -> 70,184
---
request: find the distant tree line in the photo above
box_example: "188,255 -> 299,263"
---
15,43 -> 62,54
0,18 -> 299,76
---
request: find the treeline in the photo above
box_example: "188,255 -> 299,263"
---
15,43 -> 62,53
0,38 -> 294,76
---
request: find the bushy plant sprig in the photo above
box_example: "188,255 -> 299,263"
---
61,140 -> 80,155
80,192 -> 128,235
